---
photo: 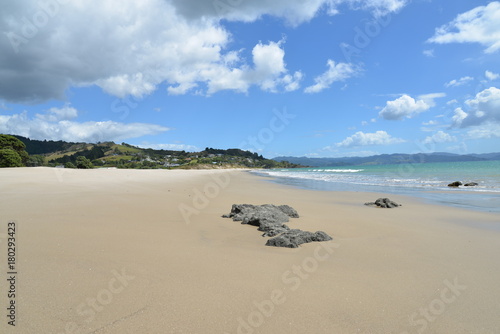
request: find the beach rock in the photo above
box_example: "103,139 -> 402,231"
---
464,182 -> 478,187
266,230 -> 333,248
224,204 -> 297,222
223,204 -> 295,238
223,204 -> 332,248
259,222 -> 290,237
448,181 -> 462,187
278,205 -> 300,218
364,198 -> 401,208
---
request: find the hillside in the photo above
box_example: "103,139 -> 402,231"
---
273,152 -> 500,167
12,135 -> 300,169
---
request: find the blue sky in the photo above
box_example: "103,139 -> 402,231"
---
1,0 -> 499,158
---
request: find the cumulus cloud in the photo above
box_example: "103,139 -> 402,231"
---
379,95 -> 430,120
36,104 -> 78,122
428,1 -> 500,53
335,130 -> 404,148
171,0 -> 406,24
485,70 -> 499,81
422,131 -> 457,144
444,76 -> 473,88
0,0 -> 407,103
451,87 -> 500,128
0,108 -> 168,142
304,60 -> 359,93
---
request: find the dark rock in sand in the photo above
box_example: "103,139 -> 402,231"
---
464,182 -> 478,187
223,204 -> 295,239
223,204 -> 332,248
364,198 -> 401,208
448,181 -> 462,187
259,222 -> 290,237
277,205 -> 299,218
224,204 -> 296,222
266,230 -> 333,248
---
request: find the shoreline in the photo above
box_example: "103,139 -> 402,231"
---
1,168 -> 499,333
251,169 -> 500,214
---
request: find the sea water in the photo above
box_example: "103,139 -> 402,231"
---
254,160 -> 500,213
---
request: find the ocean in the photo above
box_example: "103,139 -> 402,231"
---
253,160 -> 500,213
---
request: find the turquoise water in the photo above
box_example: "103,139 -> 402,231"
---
254,160 -> 500,213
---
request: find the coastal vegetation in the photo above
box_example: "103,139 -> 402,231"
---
3,135 -> 301,169
0,135 -> 29,167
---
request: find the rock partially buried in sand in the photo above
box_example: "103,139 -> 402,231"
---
448,181 -> 462,187
222,204 -> 298,222
266,230 -> 333,248
364,198 -> 401,208
464,182 -> 478,187
222,204 -> 332,248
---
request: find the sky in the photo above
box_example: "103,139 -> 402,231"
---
0,0 -> 499,158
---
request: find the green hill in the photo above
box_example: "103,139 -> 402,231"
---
10,135 -> 300,169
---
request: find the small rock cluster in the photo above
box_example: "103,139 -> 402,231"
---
447,181 -> 478,187
364,198 -> 401,208
222,204 -> 332,248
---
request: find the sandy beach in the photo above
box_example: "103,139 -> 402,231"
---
1,167 -> 499,334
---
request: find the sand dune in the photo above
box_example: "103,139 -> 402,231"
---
0,167 -> 499,333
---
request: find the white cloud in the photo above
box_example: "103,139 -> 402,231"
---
338,0 -> 407,17
451,87 -> 500,128
465,123 -> 500,139
485,70 -> 500,81
418,92 -> 446,107
36,105 -> 78,122
422,120 -> 438,126
444,76 -> 473,88
0,109 -> 168,143
335,130 -> 404,148
428,1 -> 500,53
422,131 -> 457,144
379,95 -> 430,120
447,99 -> 458,105
281,72 -> 304,92
172,0 -> 406,24
304,60 -> 359,93
0,0 -> 408,103
204,40 -> 303,95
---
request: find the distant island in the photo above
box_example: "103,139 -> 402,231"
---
273,152 -> 500,167
0,134 -> 301,169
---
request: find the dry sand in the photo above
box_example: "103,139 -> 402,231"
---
0,167 -> 499,334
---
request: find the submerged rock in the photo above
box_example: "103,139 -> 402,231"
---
448,181 -> 462,187
364,198 -> 401,208
464,182 -> 478,187
266,230 -> 333,248
222,204 -> 332,248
